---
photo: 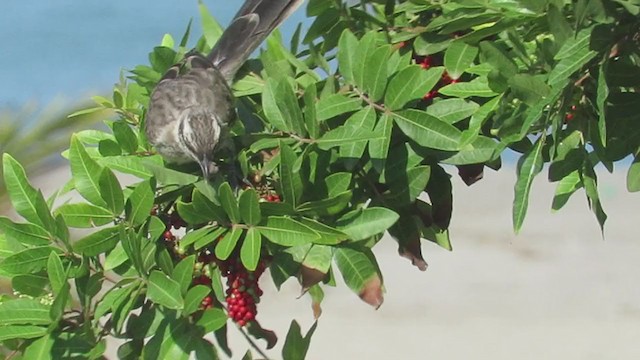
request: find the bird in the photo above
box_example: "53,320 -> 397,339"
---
145,0 -> 304,180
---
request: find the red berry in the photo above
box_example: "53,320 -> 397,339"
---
570,105 -> 577,111
565,113 -> 574,121
163,230 -> 174,241
237,320 -> 246,327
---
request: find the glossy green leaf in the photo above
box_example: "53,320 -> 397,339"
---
385,66 -> 444,110
513,136 -> 545,233
126,180 -> 154,226
337,30 -> 358,83
298,219 -> 348,245
444,41 -> 478,79
214,227 -> 242,261
426,98 -> 479,124
282,320 -> 317,360
296,191 -> 352,217
0,246 -> 61,275
369,113 -> 393,172
219,182 -> 240,223
0,298 -> 51,325
353,31 -> 379,90
508,74 -> 551,106
392,110 -> 462,151
438,77 -> 499,98
69,135 -> 107,207
47,252 -> 66,296
336,207 -> 399,241
112,121 -> 139,154
2,154 -> 54,231
363,45 -> 391,101
262,77 -> 305,135
184,285 -> 211,315
172,255 -> 196,296
22,333 -> 54,359
55,203 -> 114,228
240,227 -> 262,271
339,107 -> 377,167
148,270 -> 184,310
73,226 -> 120,256
196,308 -> 227,333
0,217 -> 50,246
442,136 -> 501,165
259,217 -> 321,246
552,170 -> 582,211
334,247 -> 383,308
279,142 -> 303,207
0,325 -> 47,341
238,189 -> 261,226
548,42 -> 597,86
98,167 -> 125,215
315,94 -> 361,122
324,172 -> 352,198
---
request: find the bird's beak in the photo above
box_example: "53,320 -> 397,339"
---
198,158 -> 211,181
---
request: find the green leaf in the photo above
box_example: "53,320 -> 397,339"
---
279,142 -> 303,207
552,171 -> 582,211
259,217 -> 320,246
282,321 -> 317,360
0,298 -> 51,325
315,94 -> 361,122
442,136 -> 501,165
262,77 -> 305,135
508,74 -> 551,106
148,270 -> 184,310
303,83 -> 320,139
339,107 -> 377,167
97,155 -> 155,179
0,246 -> 61,275
387,166 -> 431,206
513,136 -> 545,233
296,191 -> 352,217
219,182 -> 240,223
240,227 -> 262,271
479,41 -> 518,78
22,333 -> 54,359
334,247 -> 383,308
302,245 -> 332,274
548,43 -> 597,86
55,203 -> 114,228
126,180 -> 154,226
627,155 -> 640,192
2,154 -> 54,231
0,217 -> 50,246
369,114 -> 393,172
337,30 -> 358,83
194,227 -> 227,251
444,41 -> 478,79
238,189 -> 261,226
583,159 -> 607,233
98,168 -> 125,215
184,285 -> 211,315
179,225 -> 217,248
12,274 -> 48,297
198,0 -> 223,48
353,31 -> 379,90
392,110 -> 462,151
298,219 -> 348,245
336,208 -> 399,241
192,189 -> 227,224
363,45 -> 391,101
47,252 -> 66,296
438,77 -> 499,98
143,161 -> 200,185
112,121 -> 139,154
69,135 -> 107,207
172,255 -> 195,296
0,325 -> 47,341
73,226 -> 120,256
596,61 -> 608,147
214,227 -> 242,261
426,98 -> 479,125
385,66 -> 444,110
316,124 -> 381,150
196,308 -> 227,333
324,173 -> 352,198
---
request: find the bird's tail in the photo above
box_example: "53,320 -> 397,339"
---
207,0 -> 304,83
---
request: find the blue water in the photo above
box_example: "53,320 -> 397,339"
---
0,0 -> 307,107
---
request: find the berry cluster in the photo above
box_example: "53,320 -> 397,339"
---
221,258 -> 266,327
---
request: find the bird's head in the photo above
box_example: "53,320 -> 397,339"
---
177,109 -> 221,180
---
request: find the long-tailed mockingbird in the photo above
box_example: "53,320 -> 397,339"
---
145,0 -> 304,180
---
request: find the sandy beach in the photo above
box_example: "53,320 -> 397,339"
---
20,164 -> 640,359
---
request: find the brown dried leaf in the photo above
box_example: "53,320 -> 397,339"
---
398,237 -> 428,271
457,164 -> 484,186
359,275 -> 384,309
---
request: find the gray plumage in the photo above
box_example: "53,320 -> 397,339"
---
145,0 -> 304,179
